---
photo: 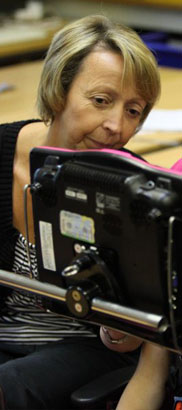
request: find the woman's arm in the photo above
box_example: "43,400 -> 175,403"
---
100,327 -> 169,410
116,342 -> 170,410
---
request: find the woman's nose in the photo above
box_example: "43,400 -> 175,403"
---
102,106 -> 124,135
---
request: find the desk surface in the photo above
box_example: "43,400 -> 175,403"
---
0,60 -> 42,121
144,145 -> 182,167
0,60 -> 182,166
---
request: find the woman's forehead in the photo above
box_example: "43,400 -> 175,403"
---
72,49 -> 125,89
80,49 -> 124,73
71,50 -> 145,101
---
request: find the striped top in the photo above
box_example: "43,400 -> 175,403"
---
0,121 -> 97,344
0,234 -> 97,344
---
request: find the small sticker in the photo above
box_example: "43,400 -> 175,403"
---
65,189 -> 76,198
39,221 -> 56,271
96,193 -> 105,209
60,210 -> 95,243
96,192 -> 120,212
65,187 -> 87,202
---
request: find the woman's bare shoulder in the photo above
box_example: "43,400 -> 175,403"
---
14,120 -> 48,183
17,121 -> 48,154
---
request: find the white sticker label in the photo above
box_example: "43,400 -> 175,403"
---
39,221 -> 56,271
60,210 -> 95,243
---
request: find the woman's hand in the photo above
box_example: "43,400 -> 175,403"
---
100,326 -> 142,352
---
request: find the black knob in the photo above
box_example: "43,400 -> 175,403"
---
66,281 -> 100,318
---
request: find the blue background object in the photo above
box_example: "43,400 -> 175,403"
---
141,32 -> 182,68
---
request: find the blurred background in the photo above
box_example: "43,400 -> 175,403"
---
1,0 -> 182,66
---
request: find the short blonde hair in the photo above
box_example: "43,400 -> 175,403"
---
37,15 -> 160,126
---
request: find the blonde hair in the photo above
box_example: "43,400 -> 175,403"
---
37,14 -> 160,127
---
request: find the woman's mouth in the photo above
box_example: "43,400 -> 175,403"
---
86,136 -> 114,149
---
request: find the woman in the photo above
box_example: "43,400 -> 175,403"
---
0,14 -> 160,409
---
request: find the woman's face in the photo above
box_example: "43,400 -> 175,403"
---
54,49 -> 146,150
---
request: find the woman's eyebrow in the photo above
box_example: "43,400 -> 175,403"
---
86,80 -> 120,91
127,98 -> 146,109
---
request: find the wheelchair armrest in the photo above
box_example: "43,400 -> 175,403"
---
71,365 -> 135,408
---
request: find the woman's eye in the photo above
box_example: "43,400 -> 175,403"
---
93,96 -> 109,106
127,107 -> 142,118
